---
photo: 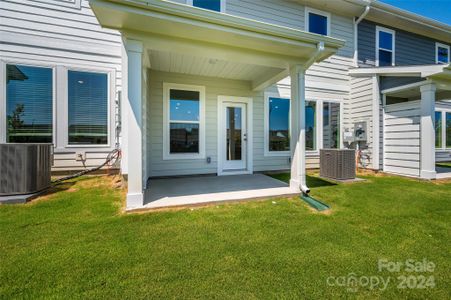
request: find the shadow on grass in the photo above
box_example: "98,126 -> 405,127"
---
267,173 -> 336,188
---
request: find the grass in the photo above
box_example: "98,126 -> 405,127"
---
1,174 -> 450,299
436,161 -> 451,168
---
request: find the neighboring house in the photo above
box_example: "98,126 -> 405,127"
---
1,0 -> 450,209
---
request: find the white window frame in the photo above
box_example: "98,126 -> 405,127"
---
264,92 -> 290,157
163,82 -> 206,160
305,7 -> 331,36
435,108 -> 451,150
187,0 -> 226,13
0,59 -> 116,151
376,26 -> 395,67
0,59 -> 57,145
64,66 -> 115,148
435,42 -> 450,64
262,95 -> 342,157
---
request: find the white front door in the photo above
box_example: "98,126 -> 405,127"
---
218,96 -> 252,175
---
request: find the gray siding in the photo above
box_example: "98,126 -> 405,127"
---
380,76 -> 425,91
358,20 -> 451,67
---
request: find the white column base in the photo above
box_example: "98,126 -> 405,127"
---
289,179 -> 301,191
420,170 -> 437,180
126,192 -> 144,209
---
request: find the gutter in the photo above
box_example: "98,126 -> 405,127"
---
353,5 -> 370,67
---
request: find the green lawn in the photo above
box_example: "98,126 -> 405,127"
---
1,174 -> 450,299
437,161 -> 451,168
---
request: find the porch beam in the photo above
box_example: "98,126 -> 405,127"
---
289,65 -> 306,192
252,69 -> 289,91
124,39 -> 145,208
419,83 -> 437,179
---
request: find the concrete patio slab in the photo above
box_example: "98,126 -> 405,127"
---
436,167 -> 451,179
139,174 -> 299,210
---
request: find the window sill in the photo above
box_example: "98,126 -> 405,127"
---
163,153 -> 206,160
264,150 -> 290,157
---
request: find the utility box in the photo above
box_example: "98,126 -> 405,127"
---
320,149 -> 356,180
0,144 -> 52,196
354,121 -> 367,142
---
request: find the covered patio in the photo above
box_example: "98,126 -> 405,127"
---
143,174 -> 298,209
91,0 -> 344,209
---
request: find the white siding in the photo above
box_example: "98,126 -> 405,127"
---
383,101 -> 421,177
0,0 -> 122,172
348,76 -> 375,167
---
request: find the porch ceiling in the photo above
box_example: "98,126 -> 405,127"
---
149,50 -> 286,83
90,0 -> 345,74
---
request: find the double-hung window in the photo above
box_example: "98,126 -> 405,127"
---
163,83 -> 205,159
376,26 -> 395,66
306,7 -> 330,36
435,110 -> 451,149
188,0 -> 224,12
5,64 -> 53,143
68,70 -> 109,145
436,42 -> 450,64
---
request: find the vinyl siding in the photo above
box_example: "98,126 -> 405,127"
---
380,76 -> 426,91
147,70 -> 331,177
358,20 -> 451,67
383,101 -> 421,177
0,0 -> 122,172
160,0 -> 356,173
349,76 -> 375,167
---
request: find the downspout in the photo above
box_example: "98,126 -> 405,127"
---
298,42 -> 325,195
354,5 -> 370,67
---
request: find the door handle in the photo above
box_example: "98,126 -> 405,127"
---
243,133 -> 247,141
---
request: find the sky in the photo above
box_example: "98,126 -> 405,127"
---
380,0 -> 451,25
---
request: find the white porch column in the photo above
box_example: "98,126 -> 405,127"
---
124,39 -> 144,208
420,83 -> 437,179
289,65 -> 306,191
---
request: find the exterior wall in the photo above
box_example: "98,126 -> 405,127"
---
358,20 -> 451,67
147,70 -> 301,177
380,77 -> 425,91
160,0 -> 355,172
383,100 -> 421,177
348,76 -> 375,167
0,0 -> 122,172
